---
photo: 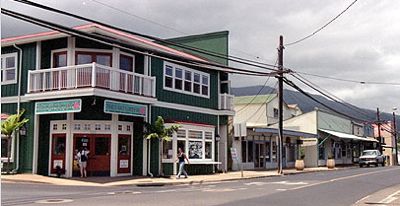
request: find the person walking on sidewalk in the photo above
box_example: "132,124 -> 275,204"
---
176,147 -> 189,179
76,147 -> 90,178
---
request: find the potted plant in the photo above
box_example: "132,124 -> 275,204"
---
327,153 -> 335,169
295,146 -> 305,171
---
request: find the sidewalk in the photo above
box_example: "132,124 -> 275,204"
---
1,167 -> 347,187
353,184 -> 400,205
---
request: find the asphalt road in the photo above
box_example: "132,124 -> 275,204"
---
2,166 -> 400,206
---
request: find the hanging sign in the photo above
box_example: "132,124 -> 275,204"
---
35,99 -> 81,115
104,100 -> 147,117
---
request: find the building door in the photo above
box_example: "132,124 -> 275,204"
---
50,134 -> 66,174
73,134 -> 111,176
117,134 -> 131,174
255,142 -> 265,169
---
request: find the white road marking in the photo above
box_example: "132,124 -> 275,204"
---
276,189 -> 287,191
353,195 -> 370,204
245,181 -> 308,186
290,167 -> 399,191
379,190 -> 400,204
156,189 -> 177,193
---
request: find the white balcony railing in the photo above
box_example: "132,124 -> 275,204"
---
28,63 -> 156,97
219,93 -> 234,111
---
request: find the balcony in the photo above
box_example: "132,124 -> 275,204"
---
27,63 -> 156,98
219,93 -> 234,111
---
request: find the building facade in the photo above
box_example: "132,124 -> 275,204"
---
1,24 -> 234,177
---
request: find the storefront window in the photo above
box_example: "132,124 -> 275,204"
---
248,141 -> 253,162
189,130 -> 202,139
172,126 -> 214,161
53,137 -> 66,155
163,140 -> 173,159
265,142 -> 271,162
205,142 -> 212,159
1,138 -> 9,158
272,142 -> 277,162
118,136 -> 130,156
188,141 -> 203,159
241,141 -> 247,162
287,143 -> 296,162
319,146 -> 325,160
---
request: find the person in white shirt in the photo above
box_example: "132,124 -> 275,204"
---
76,147 -> 90,178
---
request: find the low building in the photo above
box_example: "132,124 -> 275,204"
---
374,122 -> 397,165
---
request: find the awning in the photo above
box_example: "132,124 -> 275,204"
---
254,128 -> 317,138
319,129 -> 378,142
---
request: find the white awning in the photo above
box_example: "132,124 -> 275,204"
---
319,129 -> 378,142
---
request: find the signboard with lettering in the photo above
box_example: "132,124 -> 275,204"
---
230,147 -> 238,160
35,99 -> 82,115
104,100 -> 147,117
119,160 -> 129,169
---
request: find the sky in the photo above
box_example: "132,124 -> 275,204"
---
2,0 -> 400,113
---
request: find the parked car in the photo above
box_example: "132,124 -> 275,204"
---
359,150 -> 385,167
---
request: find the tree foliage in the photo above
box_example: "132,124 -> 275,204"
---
144,116 -> 180,141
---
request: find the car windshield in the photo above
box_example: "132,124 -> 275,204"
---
362,151 -> 376,156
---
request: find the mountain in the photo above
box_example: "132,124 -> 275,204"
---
231,86 -> 398,124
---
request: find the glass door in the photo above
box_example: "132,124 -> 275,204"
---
117,134 -> 131,174
254,142 -> 265,169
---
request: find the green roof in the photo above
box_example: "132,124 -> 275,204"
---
234,94 -> 277,105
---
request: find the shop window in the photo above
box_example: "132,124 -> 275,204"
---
287,143 -> 296,162
265,142 -> 271,162
53,124 -> 58,131
118,136 -> 130,155
95,137 -> 110,155
248,141 -> 253,162
318,146 -> 325,160
205,131 -> 213,140
205,142 -> 212,159
105,124 -> 111,131
95,124 -> 101,131
74,124 -> 81,130
188,141 -> 203,159
1,136 -> 13,161
62,124 -> 67,130
1,52 -> 18,84
162,140 -> 173,159
272,142 -> 277,162
53,136 -> 66,155
177,140 -> 186,153
241,141 -> 247,162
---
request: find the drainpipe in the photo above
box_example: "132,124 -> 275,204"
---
13,44 -> 23,173
147,105 -> 153,177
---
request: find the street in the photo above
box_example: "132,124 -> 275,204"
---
2,166 -> 400,206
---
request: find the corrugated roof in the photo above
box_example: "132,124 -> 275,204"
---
234,94 -> 276,105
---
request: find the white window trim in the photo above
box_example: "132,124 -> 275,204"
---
1,134 -> 15,162
1,52 -> 18,85
163,61 -> 210,98
162,123 -> 215,163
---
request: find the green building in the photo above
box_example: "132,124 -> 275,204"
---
1,24 -> 234,177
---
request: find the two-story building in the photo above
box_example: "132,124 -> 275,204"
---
1,24 -> 235,177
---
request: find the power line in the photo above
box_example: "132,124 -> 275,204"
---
293,71 -> 400,86
1,8 -> 277,77
285,0 -> 359,47
12,0 -> 282,72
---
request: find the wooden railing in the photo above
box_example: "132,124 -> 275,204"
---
219,93 -> 234,111
28,63 -> 156,97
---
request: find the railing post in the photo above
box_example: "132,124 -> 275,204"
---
139,77 -> 143,95
91,62 -> 96,88
58,70 -> 61,90
42,73 -> 46,91
125,73 -> 128,93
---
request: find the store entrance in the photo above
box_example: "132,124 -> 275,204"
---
73,134 -> 111,176
255,142 -> 265,169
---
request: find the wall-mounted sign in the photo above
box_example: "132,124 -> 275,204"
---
104,100 -> 147,117
119,160 -> 129,168
35,99 -> 82,115
53,160 -> 63,169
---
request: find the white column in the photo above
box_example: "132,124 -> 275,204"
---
112,47 -> 120,90
67,37 -> 75,88
32,114 -> 39,174
65,113 -> 74,177
144,53 -> 149,75
142,137 -> 148,176
110,114 -> 118,177
172,133 -> 177,175
35,41 -> 41,70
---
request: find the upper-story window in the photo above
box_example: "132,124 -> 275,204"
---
53,51 -> 67,67
1,52 -> 18,85
164,62 -> 210,98
273,108 -> 279,118
76,51 -> 112,66
119,53 -> 135,72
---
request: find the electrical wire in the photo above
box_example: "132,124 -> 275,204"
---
12,0 -> 282,72
285,0 -> 359,47
1,8 -> 278,77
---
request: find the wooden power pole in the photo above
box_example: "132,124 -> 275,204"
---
377,108 -> 382,153
277,36 -> 284,174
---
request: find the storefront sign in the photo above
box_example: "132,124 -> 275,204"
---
53,160 -> 63,169
35,99 -> 82,115
104,100 -> 147,117
119,160 -> 129,168
230,147 -> 238,160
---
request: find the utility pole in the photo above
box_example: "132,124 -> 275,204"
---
393,111 -> 398,165
277,35 -> 284,174
377,108 -> 382,153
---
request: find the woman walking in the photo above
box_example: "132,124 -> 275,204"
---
176,148 -> 189,179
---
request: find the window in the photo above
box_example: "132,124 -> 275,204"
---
241,141 -> 247,162
119,54 -> 134,72
188,141 -> 203,159
53,51 -> 67,68
1,135 -> 14,162
163,140 -> 173,159
95,124 -> 101,130
53,136 -> 66,155
76,52 -> 112,66
163,62 -> 210,98
1,53 -> 18,84
273,108 -> 279,118
248,141 -> 253,162
205,142 -> 212,159
74,124 -> 81,130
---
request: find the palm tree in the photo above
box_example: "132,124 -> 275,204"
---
1,109 -> 29,173
144,116 -> 179,177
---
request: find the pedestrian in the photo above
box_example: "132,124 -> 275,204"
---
176,147 -> 189,179
76,147 -> 90,178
